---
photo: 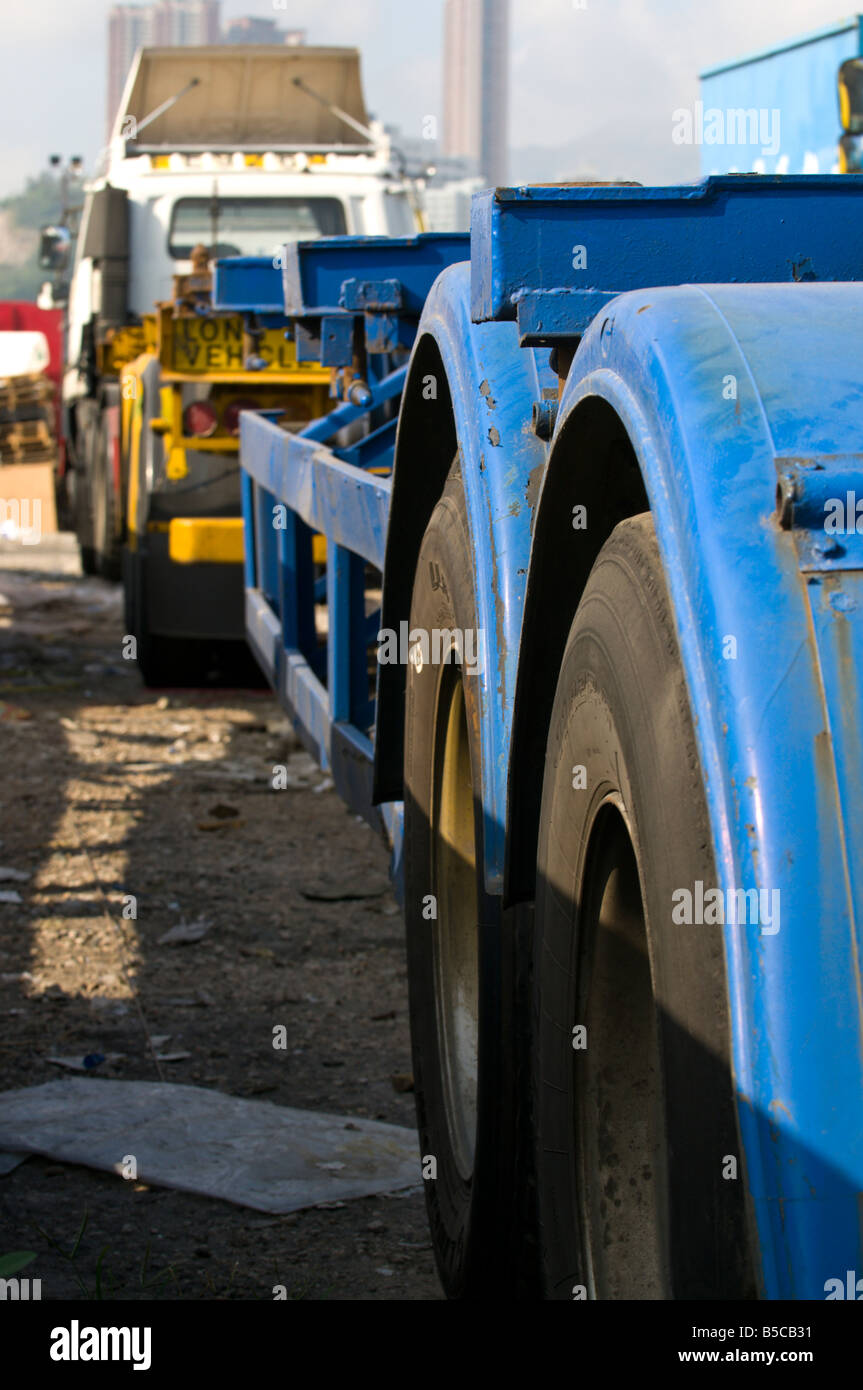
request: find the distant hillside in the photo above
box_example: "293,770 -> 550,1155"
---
0,173 -> 63,302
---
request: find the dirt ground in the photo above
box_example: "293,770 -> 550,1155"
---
0,536 -> 442,1300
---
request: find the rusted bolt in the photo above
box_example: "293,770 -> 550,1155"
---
776,474 -> 798,529
532,399 -> 558,441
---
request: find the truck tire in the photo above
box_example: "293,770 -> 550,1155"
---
125,548 -> 209,688
533,512 -> 756,1300
92,392 -> 123,582
403,463 -> 510,1299
72,402 -> 98,577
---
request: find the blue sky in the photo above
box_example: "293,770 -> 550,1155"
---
0,0 -> 857,195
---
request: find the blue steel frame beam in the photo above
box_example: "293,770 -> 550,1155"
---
213,255 -> 284,315
281,232 -> 470,317
471,175 -> 863,342
239,407 -> 392,833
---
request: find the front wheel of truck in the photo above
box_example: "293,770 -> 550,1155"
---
124,548 -> 209,688
71,401 -> 98,577
532,513 -> 757,1300
92,388 -> 123,581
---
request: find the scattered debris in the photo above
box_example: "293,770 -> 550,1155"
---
300,873 -> 390,903
157,919 -> 211,946
0,704 -> 31,721
46,1054 -> 124,1073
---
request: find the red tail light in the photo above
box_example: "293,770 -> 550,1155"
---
223,398 -> 260,436
183,401 -> 218,437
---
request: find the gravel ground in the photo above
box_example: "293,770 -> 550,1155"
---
0,536 -> 442,1300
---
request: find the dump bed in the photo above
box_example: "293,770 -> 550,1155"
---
113,45 -> 371,150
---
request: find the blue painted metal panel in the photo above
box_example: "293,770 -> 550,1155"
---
213,255 -> 284,314
281,233 -> 470,316
699,19 -> 861,175
319,315 -> 355,366
548,279 -> 863,1300
471,176 -> 863,343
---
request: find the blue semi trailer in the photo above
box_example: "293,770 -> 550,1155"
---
214,174 -> 863,1300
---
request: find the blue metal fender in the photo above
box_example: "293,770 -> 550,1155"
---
379,261 -> 553,893
545,280 -> 863,1299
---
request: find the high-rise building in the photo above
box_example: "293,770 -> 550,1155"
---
107,5 -> 154,135
106,1 -> 221,136
151,0 -> 220,46
224,17 -> 305,45
442,0 -> 509,186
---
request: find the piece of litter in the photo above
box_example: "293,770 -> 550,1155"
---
148,1035 -> 170,1049
0,868 -> 29,883
316,1160 -> 345,1171
46,1054 -> 125,1073
157,919 -> 210,945
299,873 -> 390,903
375,1267 -> 394,1276
155,1052 -> 192,1063
0,891 -> 23,905
0,1079 -> 420,1214
312,778 -> 334,794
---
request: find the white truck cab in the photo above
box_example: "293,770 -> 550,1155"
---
64,45 -> 417,407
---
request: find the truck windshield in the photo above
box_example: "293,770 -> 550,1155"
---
168,197 -> 347,258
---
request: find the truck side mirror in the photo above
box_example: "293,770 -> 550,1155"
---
839,59 -> 863,136
839,135 -> 863,173
38,224 -> 71,271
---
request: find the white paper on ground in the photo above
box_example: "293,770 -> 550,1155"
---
0,1079 -> 421,1213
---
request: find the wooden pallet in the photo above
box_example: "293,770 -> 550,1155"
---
0,404 -> 52,427
0,375 -> 54,412
0,441 -> 56,465
0,418 -> 53,447
1,417 -> 54,443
